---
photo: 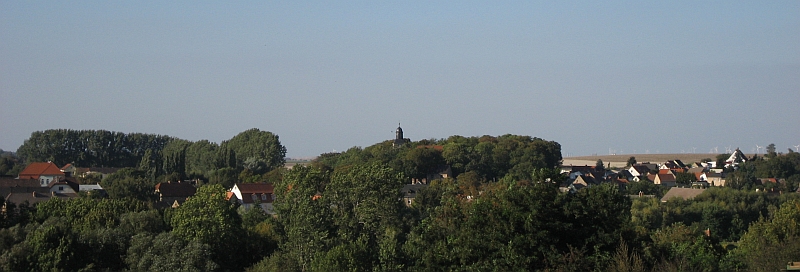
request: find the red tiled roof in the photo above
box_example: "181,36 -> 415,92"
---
18,162 -> 64,179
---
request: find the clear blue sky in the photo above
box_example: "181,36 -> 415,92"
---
2,1 -> 799,158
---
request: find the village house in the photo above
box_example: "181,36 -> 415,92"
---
653,173 -> 677,187
0,177 -> 76,212
228,183 -> 275,214
18,162 -> 65,187
155,181 -> 197,208
401,184 -> 427,206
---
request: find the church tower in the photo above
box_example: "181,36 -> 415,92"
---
395,123 -> 403,141
393,123 -> 407,147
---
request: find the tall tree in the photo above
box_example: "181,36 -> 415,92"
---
170,184 -> 248,270
626,156 -> 637,167
222,128 -> 287,175
273,166 -> 333,271
766,143 -> 777,158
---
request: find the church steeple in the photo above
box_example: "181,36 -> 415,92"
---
395,123 -> 403,140
393,123 -> 407,147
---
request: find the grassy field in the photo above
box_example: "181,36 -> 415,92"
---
563,153 -> 723,168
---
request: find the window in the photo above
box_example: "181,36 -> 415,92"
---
261,194 -> 267,201
58,186 -> 64,191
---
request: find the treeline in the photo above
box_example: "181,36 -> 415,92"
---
16,129 -> 174,168
314,134 -> 562,182
3,131 -> 800,271
13,128 -> 287,184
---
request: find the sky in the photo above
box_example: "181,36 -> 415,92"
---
2,1 -> 799,158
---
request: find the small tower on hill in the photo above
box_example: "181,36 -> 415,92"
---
393,123 -> 409,147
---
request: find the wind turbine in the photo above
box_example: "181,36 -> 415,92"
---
714,146 -> 719,153
756,144 -> 763,154
794,144 -> 800,152
692,147 -> 697,153
725,145 -> 732,154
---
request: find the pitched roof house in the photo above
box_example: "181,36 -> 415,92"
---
0,177 -> 49,197
155,181 -> 197,207
229,183 -> 275,214
0,177 -> 76,211
628,165 -> 652,177
653,173 -> 677,187
18,162 -> 65,187
48,177 -> 80,195
401,184 -> 428,207
699,172 -> 725,186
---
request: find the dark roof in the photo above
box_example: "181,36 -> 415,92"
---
155,182 -> 197,197
235,183 -> 274,194
618,170 -> 634,179
401,184 -> 428,198
574,175 -> 598,186
5,191 -> 78,206
630,165 -> 651,175
49,177 -> 80,192
0,177 -> 50,197
656,174 -> 676,182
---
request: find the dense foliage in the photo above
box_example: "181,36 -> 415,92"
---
3,132 -> 800,271
313,134 -> 562,182
16,129 -> 174,168
14,128 -> 287,183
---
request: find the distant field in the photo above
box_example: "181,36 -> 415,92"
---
563,153 -> 721,168
285,160 -> 312,169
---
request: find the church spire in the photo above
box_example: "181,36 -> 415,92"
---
393,123 -> 406,147
396,123 -> 403,140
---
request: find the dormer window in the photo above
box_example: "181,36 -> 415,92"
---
251,194 -> 257,201
261,194 -> 267,201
